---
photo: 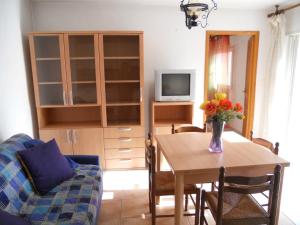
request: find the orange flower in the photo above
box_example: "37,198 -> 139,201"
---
219,99 -> 233,111
205,102 -> 217,116
234,103 -> 243,112
200,101 -> 209,110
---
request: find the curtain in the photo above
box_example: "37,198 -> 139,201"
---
260,14 -> 287,140
208,35 -> 232,99
280,35 -> 300,224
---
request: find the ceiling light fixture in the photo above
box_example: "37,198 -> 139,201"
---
180,0 -> 217,29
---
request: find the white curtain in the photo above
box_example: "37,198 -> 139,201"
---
260,14 -> 300,223
280,35 -> 300,224
260,14 -> 287,141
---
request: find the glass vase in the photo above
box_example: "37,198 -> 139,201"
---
209,120 -> 225,153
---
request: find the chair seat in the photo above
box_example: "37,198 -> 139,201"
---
155,171 -> 198,195
206,192 -> 268,220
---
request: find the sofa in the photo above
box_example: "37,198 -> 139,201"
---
0,134 -> 103,225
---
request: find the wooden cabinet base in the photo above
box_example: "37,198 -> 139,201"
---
105,158 -> 145,170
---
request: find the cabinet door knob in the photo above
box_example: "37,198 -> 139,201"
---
72,130 -> 77,144
119,137 -> 132,142
69,91 -> 73,105
66,130 -> 72,144
119,159 -> 132,162
118,148 -> 133,152
63,91 -> 68,105
118,127 -> 132,132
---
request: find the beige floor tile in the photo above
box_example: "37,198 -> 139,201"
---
156,217 -> 190,225
98,218 -> 121,225
121,217 -> 151,225
121,197 -> 149,218
100,200 -> 122,223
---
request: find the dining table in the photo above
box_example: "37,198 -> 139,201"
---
155,131 -> 290,225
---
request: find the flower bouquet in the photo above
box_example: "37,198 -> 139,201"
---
200,93 -> 244,152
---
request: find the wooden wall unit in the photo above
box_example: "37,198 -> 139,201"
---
29,31 -> 145,170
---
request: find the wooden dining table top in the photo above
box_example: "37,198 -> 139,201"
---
155,131 -> 290,174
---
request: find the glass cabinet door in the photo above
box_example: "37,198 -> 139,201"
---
33,35 -> 66,106
66,35 -> 98,105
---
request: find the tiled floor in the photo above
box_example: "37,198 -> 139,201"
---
98,170 -> 295,225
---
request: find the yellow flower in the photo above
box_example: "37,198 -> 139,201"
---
211,99 -> 219,106
215,92 -> 227,101
200,101 -> 210,110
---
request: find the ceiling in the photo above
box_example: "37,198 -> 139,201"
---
31,0 -> 295,10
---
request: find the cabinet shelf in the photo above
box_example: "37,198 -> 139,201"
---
104,56 -> 139,60
39,104 -> 100,108
106,102 -> 140,106
107,121 -> 141,127
40,121 -> 102,129
72,81 -> 96,84
70,57 -> 95,60
152,102 -> 193,127
105,80 -> 140,83
39,82 -> 62,85
36,57 -> 60,61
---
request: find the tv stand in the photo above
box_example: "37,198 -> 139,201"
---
151,101 -> 194,135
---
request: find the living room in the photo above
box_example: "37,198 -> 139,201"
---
1,0 -> 300,225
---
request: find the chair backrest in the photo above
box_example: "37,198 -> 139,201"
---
172,124 -> 207,134
216,165 -> 282,224
250,131 -> 279,155
145,133 -> 156,195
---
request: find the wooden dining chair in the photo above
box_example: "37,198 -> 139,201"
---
250,131 -> 280,206
172,124 -> 207,134
250,131 -> 279,155
200,165 -> 282,225
145,133 -> 201,225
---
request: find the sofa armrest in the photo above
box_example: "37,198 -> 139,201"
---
65,155 -> 99,166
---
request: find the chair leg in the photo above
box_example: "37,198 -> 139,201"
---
211,182 -> 215,191
149,193 -> 152,213
151,197 -> 156,225
194,189 -> 201,225
200,190 -> 206,225
185,194 -> 189,211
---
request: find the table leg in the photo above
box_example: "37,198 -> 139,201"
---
175,173 -> 184,225
156,145 -> 162,205
157,145 -> 161,172
275,167 -> 285,225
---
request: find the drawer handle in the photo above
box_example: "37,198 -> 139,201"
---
118,127 -> 132,132
118,148 -> 133,152
119,159 -> 132,162
119,138 -> 132,142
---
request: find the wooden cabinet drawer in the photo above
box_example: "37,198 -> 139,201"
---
104,137 -> 144,149
105,158 -> 145,169
105,148 -> 144,159
104,127 -> 144,138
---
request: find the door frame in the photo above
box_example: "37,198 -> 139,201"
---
203,30 -> 260,138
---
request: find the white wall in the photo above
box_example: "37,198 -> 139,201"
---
286,7 -> 300,34
0,0 -> 36,141
230,35 -> 250,133
31,1 -> 270,133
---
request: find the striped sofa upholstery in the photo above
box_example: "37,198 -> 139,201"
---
0,134 -> 103,225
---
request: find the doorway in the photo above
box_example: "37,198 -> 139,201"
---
204,31 -> 259,138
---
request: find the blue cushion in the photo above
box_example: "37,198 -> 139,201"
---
0,209 -> 31,225
17,139 -> 74,195
22,139 -> 44,149
23,139 -> 79,169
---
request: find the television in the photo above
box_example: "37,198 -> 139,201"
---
155,70 -> 196,101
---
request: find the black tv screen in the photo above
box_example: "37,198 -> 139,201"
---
161,73 -> 190,96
